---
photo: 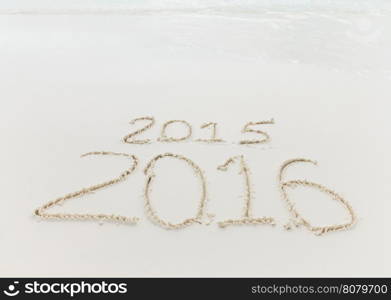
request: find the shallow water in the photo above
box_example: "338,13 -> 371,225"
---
1,0 -> 390,77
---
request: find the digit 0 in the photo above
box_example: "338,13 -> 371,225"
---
143,153 -> 208,229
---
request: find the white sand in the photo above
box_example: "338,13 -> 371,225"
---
0,1 -> 390,277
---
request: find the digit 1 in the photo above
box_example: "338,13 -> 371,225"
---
217,155 -> 275,228
196,122 -> 225,143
